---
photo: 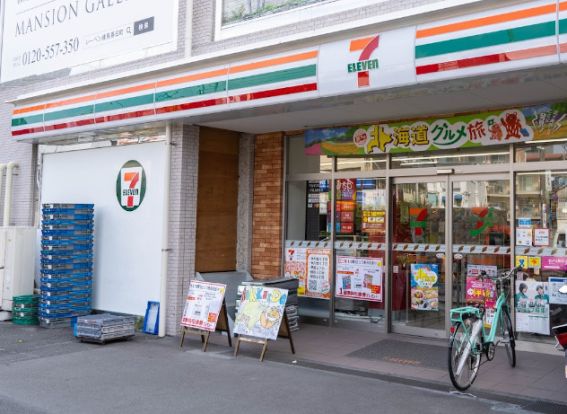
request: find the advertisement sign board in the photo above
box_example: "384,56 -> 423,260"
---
181,281 -> 226,332
234,286 -> 288,341
1,0 -> 179,82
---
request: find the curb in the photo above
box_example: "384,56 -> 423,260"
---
290,358 -> 567,414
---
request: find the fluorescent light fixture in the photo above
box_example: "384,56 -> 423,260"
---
395,151 -> 508,162
526,138 -> 567,145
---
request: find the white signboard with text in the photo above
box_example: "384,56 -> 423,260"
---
1,0 -> 179,82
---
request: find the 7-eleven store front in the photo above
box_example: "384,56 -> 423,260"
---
10,0 -> 567,343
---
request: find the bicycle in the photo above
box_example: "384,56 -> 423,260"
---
448,266 -> 519,391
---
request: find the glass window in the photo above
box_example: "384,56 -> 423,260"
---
287,135 -> 332,174
286,180 -> 330,241
222,0 -> 327,25
515,171 -> 567,343
334,178 -> 387,326
391,148 -> 510,169
515,142 -> 567,162
336,157 -> 386,172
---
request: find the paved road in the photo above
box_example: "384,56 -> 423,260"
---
0,327 -> 555,414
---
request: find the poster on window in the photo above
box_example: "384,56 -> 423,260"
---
549,277 -> 567,305
284,247 -> 307,294
516,228 -> 533,246
466,265 -> 497,327
180,281 -> 226,332
305,249 -> 332,299
410,264 -> 439,311
335,256 -> 383,302
234,286 -> 288,341
514,280 -> 550,335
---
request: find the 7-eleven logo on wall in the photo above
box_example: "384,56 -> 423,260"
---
347,35 -> 380,88
116,160 -> 146,212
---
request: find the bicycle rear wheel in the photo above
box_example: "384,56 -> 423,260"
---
448,321 -> 481,391
498,308 -> 516,367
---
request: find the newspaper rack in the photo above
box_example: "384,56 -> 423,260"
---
179,300 -> 232,352
234,311 -> 295,362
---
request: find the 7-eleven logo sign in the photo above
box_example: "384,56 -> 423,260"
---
347,35 -> 380,88
116,160 -> 146,212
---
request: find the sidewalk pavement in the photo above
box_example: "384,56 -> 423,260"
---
1,320 -> 566,410
223,321 -> 567,408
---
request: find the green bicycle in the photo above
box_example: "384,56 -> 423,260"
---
448,266 -> 519,391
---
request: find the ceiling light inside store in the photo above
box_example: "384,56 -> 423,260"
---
396,151 -> 509,162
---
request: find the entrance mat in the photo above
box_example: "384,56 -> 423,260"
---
346,339 -> 446,370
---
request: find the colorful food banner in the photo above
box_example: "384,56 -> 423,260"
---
234,286 -> 288,341
515,280 -> 550,335
335,256 -> 383,302
305,102 -> 567,156
410,264 -> 439,311
285,247 -> 332,299
180,281 -> 226,332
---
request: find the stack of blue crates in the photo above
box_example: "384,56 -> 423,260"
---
40,203 -> 94,328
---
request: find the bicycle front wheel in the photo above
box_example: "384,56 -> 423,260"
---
448,322 -> 481,391
498,308 -> 516,367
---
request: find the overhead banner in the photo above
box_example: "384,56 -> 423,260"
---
1,0 -> 179,82
305,102 -> 567,156
180,280 -> 226,332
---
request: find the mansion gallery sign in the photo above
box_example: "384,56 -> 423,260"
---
1,0 -> 178,82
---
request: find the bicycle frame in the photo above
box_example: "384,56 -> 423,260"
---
482,290 -> 508,344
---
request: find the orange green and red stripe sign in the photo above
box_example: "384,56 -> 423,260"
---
415,0 -> 564,79
11,1 -> 567,141
11,49 -> 318,139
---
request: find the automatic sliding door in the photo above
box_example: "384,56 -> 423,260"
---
391,179 -> 446,336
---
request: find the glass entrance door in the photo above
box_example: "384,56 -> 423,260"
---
450,177 -> 511,319
390,175 -> 512,337
391,178 -> 447,336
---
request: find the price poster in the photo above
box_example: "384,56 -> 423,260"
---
514,280 -> 550,335
410,264 -> 439,311
234,286 -> 288,340
181,281 -> 226,332
335,256 -> 383,302
305,249 -> 332,299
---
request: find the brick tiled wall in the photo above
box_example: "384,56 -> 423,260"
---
251,133 -> 284,280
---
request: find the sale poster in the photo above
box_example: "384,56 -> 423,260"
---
515,280 -> 550,335
335,256 -> 383,302
284,247 -> 307,294
410,264 -> 439,311
465,265 -> 497,327
542,256 -> 567,271
234,286 -> 288,340
549,277 -> 567,305
306,249 -> 332,299
180,281 -> 226,332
